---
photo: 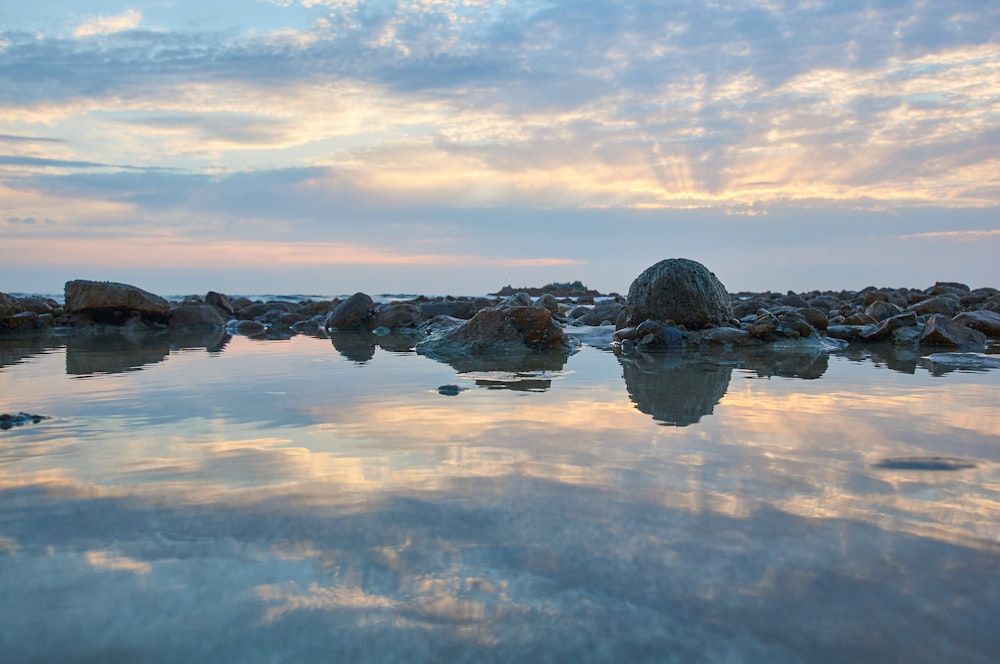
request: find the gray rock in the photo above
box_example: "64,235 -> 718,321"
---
919,314 -> 986,347
169,304 -> 225,329
908,294 -> 962,317
860,311 -> 918,341
373,302 -> 424,329
576,300 -> 624,326
533,294 -> 561,315
205,291 -> 235,318
621,258 -> 733,330
865,300 -> 904,321
327,292 -> 374,330
419,300 -> 478,320
635,320 -> 686,348
0,293 -> 23,319
952,310 -> 1000,337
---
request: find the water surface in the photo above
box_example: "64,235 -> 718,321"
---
1,331 -> 998,662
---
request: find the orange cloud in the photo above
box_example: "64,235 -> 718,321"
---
0,237 -> 586,270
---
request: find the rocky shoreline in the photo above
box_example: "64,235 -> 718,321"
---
2,259 -> 999,359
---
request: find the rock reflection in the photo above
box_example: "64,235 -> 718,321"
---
64,329 -> 231,375
0,335 -> 64,370
424,349 -> 570,375
65,332 -> 172,375
330,331 -> 378,363
619,351 -> 732,426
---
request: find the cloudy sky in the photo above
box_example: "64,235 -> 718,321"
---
1,1 -> 997,297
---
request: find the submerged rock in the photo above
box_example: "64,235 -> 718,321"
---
0,412 -> 49,430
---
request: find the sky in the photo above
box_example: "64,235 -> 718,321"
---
1,0 -> 998,297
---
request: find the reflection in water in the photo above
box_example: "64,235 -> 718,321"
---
330,331 -> 378,363
619,350 -> 732,426
0,334 -> 998,661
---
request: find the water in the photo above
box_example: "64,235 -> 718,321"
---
1,330 -> 998,662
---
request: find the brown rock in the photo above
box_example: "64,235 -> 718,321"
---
65,280 -> 169,323
374,302 -> 424,329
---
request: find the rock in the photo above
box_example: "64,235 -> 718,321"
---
205,291 -> 235,318
795,307 -> 828,331
226,319 -> 267,336
533,294 -> 561,316
747,310 -> 778,338
907,294 -> 962,317
501,292 -> 533,308
0,412 -> 49,430
865,300 -> 904,321
634,320 -> 686,348
374,302 -> 424,329
774,310 -> 814,338
693,326 -> 758,347
919,314 -> 987,347
825,325 -> 868,342
437,384 -> 466,396
952,310 -> 1000,337
860,311 -> 918,341
3,311 -> 43,332
419,300 -> 478,320
576,300 -> 624,326
925,281 -> 971,297
777,292 -> 809,308
169,304 -> 225,329
921,352 -> 1000,373
65,280 -> 169,325
0,293 -> 24,318
621,258 -> 733,330
416,306 -> 575,357
327,292 -> 375,330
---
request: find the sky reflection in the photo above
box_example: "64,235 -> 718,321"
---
1,333 -> 998,660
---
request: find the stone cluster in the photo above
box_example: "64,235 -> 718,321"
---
1,263 -> 998,355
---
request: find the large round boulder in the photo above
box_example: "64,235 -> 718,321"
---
620,258 -> 733,330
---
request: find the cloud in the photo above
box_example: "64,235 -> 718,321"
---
73,9 -> 143,39
899,229 -> 1000,241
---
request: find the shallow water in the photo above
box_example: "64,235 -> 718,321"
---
1,330 -> 998,662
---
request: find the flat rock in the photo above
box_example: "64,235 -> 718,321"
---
919,314 -> 986,347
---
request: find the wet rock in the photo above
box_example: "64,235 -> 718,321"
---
747,311 -> 778,338
921,352 -> 1000,373
419,300 -> 478,320
952,310 -> 1000,337
865,300 -> 904,321
860,312 -> 918,342
374,302 -> 424,329
825,325 -> 868,342
327,292 -> 375,330
907,294 -> 962,317
205,291 -> 235,318
65,280 -> 169,326
0,412 -> 49,430
919,314 -> 986,347
844,312 -> 877,326
416,306 -> 576,359
777,292 -> 809,308
226,320 -> 267,336
3,311 -> 44,332
693,326 -> 758,347
437,384 -> 466,396
576,300 -> 624,326
620,258 -> 733,330
634,320 -> 686,349
774,310 -> 814,338
533,294 -> 561,316
797,307 -> 829,331
169,304 -> 225,329
0,293 -> 24,319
